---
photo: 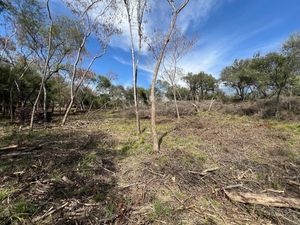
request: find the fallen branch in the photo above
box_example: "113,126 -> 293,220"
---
188,167 -> 220,176
213,183 -> 243,193
261,189 -> 285,194
224,191 -> 300,209
0,145 -> 18,151
33,202 -> 69,222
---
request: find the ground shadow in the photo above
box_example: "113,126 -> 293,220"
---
0,128 -> 128,224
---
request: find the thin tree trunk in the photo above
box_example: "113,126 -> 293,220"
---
275,89 -> 282,118
124,0 -> 142,135
61,53 -> 100,126
29,0 -> 53,129
30,81 -> 44,128
87,100 -> 94,113
173,86 -> 180,120
61,32 -> 89,126
43,83 -> 47,123
150,0 -> 189,152
133,68 -> 141,134
208,97 -> 215,112
62,96 -> 74,125
9,86 -> 13,122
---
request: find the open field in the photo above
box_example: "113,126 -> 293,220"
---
1,103 -> 300,225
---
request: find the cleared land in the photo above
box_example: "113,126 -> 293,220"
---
0,103 -> 300,224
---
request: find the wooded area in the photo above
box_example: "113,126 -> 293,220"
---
0,0 -> 300,224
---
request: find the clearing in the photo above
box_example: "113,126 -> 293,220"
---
0,104 -> 300,224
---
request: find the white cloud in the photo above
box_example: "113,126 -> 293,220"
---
178,22 -> 284,78
110,0 -> 223,53
113,55 -> 153,74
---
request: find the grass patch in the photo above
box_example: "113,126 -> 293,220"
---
0,188 -> 11,201
153,200 -> 173,218
93,192 -> 106,202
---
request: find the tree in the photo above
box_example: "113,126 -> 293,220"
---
162,28 -> 196,120
149,0 -> 190,152
183,72 -> 217,101
5,0 -> 83,127
220,59 -> 254,101
283,32 -> 300,75
97,75 -> 112,95
123,0 -> 147,134
61,0 -> 119,126
259,53 -> 296,116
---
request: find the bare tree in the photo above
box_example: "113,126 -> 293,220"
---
61,0 -> 119,126
149,0 -> 190,152
162,67 -> 184,119
29,0 -> 53,129
162,28 -> 196,120
123,0 -> 147,134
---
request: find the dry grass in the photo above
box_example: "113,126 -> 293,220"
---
0,104 -> 300,224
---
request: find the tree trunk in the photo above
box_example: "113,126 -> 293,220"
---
275,89 -> 282,118
173,86 -> 180,120
9,86 -> 14,122
133,70 -> 141,134
150,8 -> 181,152
61,96 -> 74,126
124,0 -> 142,135
30,82 -> 44,129
29,0 -> 53,129
43,83 -> 47,123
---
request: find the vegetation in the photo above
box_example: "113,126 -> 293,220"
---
0,0 -> 300,224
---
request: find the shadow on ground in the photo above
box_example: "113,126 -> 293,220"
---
0,128 -> 128,224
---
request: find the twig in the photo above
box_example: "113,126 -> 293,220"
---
145,168 -> 165,177
33,202 -> 69,222
119,182 -> 142,189
100,165 -> 116,175
214,183 -> 243,193
0,145 -> 18,151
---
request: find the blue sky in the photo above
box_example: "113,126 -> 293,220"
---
12,0 -> 300,88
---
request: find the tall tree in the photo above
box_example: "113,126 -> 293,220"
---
162,28 -> 196,120
61,0 -> 119,126
123,0 -> 147,134
149,0 -> 190,152
259,53 -> 295,117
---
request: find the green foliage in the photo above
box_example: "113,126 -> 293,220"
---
97,75 -> 112,94
153,200 -> 173,218
183,72 -> 217,100
283,32 -> 300,74
0,188 -> 10,201
220,59 -> 255,100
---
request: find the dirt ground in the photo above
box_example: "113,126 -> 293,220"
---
0,104 -> 300,224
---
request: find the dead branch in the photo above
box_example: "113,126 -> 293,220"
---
0,145 -> 18,151
261,189 -> 285,194
33,202 -> 69,222
188,167 -> 220,176
224,191 -> 300,209
213,183 -> 243,193
145,168 -> 166,177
